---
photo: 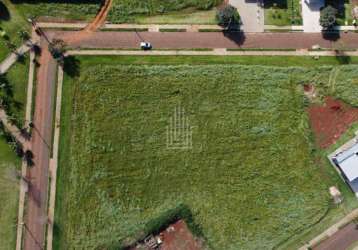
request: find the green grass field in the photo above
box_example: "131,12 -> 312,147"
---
0,135 -> 21,250
0,0 -> 29,61
54,55 -> 358,249
11,0 -> 100,21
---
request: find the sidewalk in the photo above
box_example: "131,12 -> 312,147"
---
0,43 -> 32,74
0,108 -> 29,149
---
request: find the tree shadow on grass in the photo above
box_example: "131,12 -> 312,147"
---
0,1 -> 10,21
334,51 -> 352,64
63,56 -> 80,78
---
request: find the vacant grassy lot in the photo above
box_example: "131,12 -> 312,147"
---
0,135 -> 20,250
108,0 -> 222,23
53,55 -> 358,249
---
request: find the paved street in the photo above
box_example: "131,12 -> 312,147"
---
54,31 -> 358,49
23,41 -> 57,250
313,223 -> 358,250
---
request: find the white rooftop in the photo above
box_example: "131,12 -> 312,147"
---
335,142 -> 358,182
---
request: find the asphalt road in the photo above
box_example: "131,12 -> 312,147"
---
24,40 -> 57,250
314,223 -> 358,250
53,31 -> 358,50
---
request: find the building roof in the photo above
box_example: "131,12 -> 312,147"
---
335,142 -> 358,182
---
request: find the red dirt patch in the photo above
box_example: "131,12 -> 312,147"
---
308,97 -> 358,148
130,220 -> 203,250
159,220 -> 203,250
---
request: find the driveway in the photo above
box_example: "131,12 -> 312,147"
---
302,0 -> 324,32
229,0 -> 264,32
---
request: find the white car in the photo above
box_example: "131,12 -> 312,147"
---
140,42 -> 152,50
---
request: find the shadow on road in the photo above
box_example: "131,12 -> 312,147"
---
322,31 -> 341,41
222,31 -> 246,47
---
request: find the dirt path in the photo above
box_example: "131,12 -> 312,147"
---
84,0 -> 112,32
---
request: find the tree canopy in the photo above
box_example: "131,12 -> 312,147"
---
216,4 -> 241,29
320,5 -> 338,30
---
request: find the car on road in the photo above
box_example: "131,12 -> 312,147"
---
140,42 -> 152,50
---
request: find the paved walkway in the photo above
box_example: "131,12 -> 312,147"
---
0,108 -> 29,149
299,208 -> 358,249
229,0 -> 264,32
301,0 -> 324,32
0,43 -> 32,74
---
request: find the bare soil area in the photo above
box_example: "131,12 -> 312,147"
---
308,97 -> 358,148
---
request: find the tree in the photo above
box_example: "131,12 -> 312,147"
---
320,6 -> 338,30
48,38 -> 67,61
216,4 -> 241,29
